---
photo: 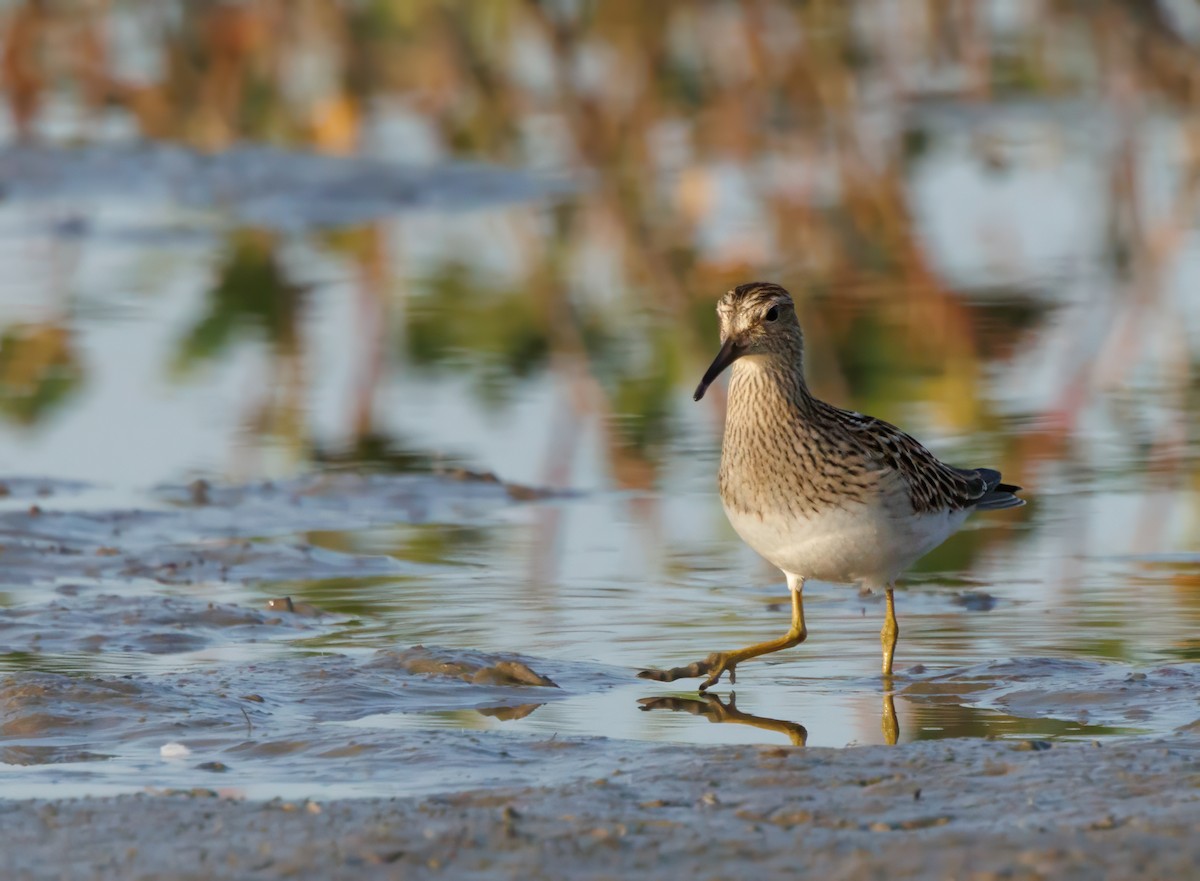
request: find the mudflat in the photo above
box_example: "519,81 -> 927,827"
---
2,474 -> 1199,880
5,732 -> 1199,880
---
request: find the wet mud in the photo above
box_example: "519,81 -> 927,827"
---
4,735 -> 1200,880
0,473 -> 1198,879
0,472 -> 521,586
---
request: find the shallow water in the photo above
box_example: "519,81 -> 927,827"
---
2,1 -> 1200,798
0,473 -> 1197,798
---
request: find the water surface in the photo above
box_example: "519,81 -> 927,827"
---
1,0 -> 1199,798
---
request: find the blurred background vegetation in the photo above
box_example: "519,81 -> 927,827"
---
0,0 -> 1198,515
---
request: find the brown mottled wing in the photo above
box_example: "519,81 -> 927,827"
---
820,404 -> 989,514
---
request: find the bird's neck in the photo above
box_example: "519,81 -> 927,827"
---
727,353 -> 814,422
719,353 -> 818,516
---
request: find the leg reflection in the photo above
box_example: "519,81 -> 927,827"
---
638,692 -> 808,746
881,690 -> 898,746
638,690 -> 903,747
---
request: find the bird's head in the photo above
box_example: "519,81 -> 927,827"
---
694,282 -> 802,401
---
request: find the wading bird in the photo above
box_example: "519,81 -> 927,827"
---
640,282 -> 1023,690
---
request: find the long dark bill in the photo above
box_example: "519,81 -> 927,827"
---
693,338 -> 744,401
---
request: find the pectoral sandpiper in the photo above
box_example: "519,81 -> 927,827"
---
640,282 -> 1023,690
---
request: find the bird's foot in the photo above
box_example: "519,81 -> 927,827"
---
637,651 -> 736,691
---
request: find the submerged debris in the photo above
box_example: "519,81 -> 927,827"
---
373,646 -> 559,688
187,479 -> 211,506
436,466 -> 572,501
952,591 -> 998,612
265,597 -> 326,618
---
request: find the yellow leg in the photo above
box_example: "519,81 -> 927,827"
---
881,586 -> 898,676
639,577 -> 807,690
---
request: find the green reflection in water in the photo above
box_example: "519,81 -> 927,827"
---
405,264 -> 552,405
257,574 -> 409,621
1159,643 -> 1200,661
303,523 -> 494,566
0,324 -> 83,427
172,230 -> 304,375
312,433 -> 436,473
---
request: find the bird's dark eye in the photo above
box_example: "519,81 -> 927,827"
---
764,306 -> 779,322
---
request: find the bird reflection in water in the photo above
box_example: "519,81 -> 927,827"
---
476,703 -> 544,721
639,691 -> 900,747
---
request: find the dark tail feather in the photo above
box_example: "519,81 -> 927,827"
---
967,468 -> 1025,510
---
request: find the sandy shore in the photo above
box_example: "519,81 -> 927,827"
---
5,732 -> 1199,880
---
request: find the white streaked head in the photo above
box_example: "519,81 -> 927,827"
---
695,282 -> 803,401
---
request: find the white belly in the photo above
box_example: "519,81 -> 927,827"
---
723,499 -> 969,587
